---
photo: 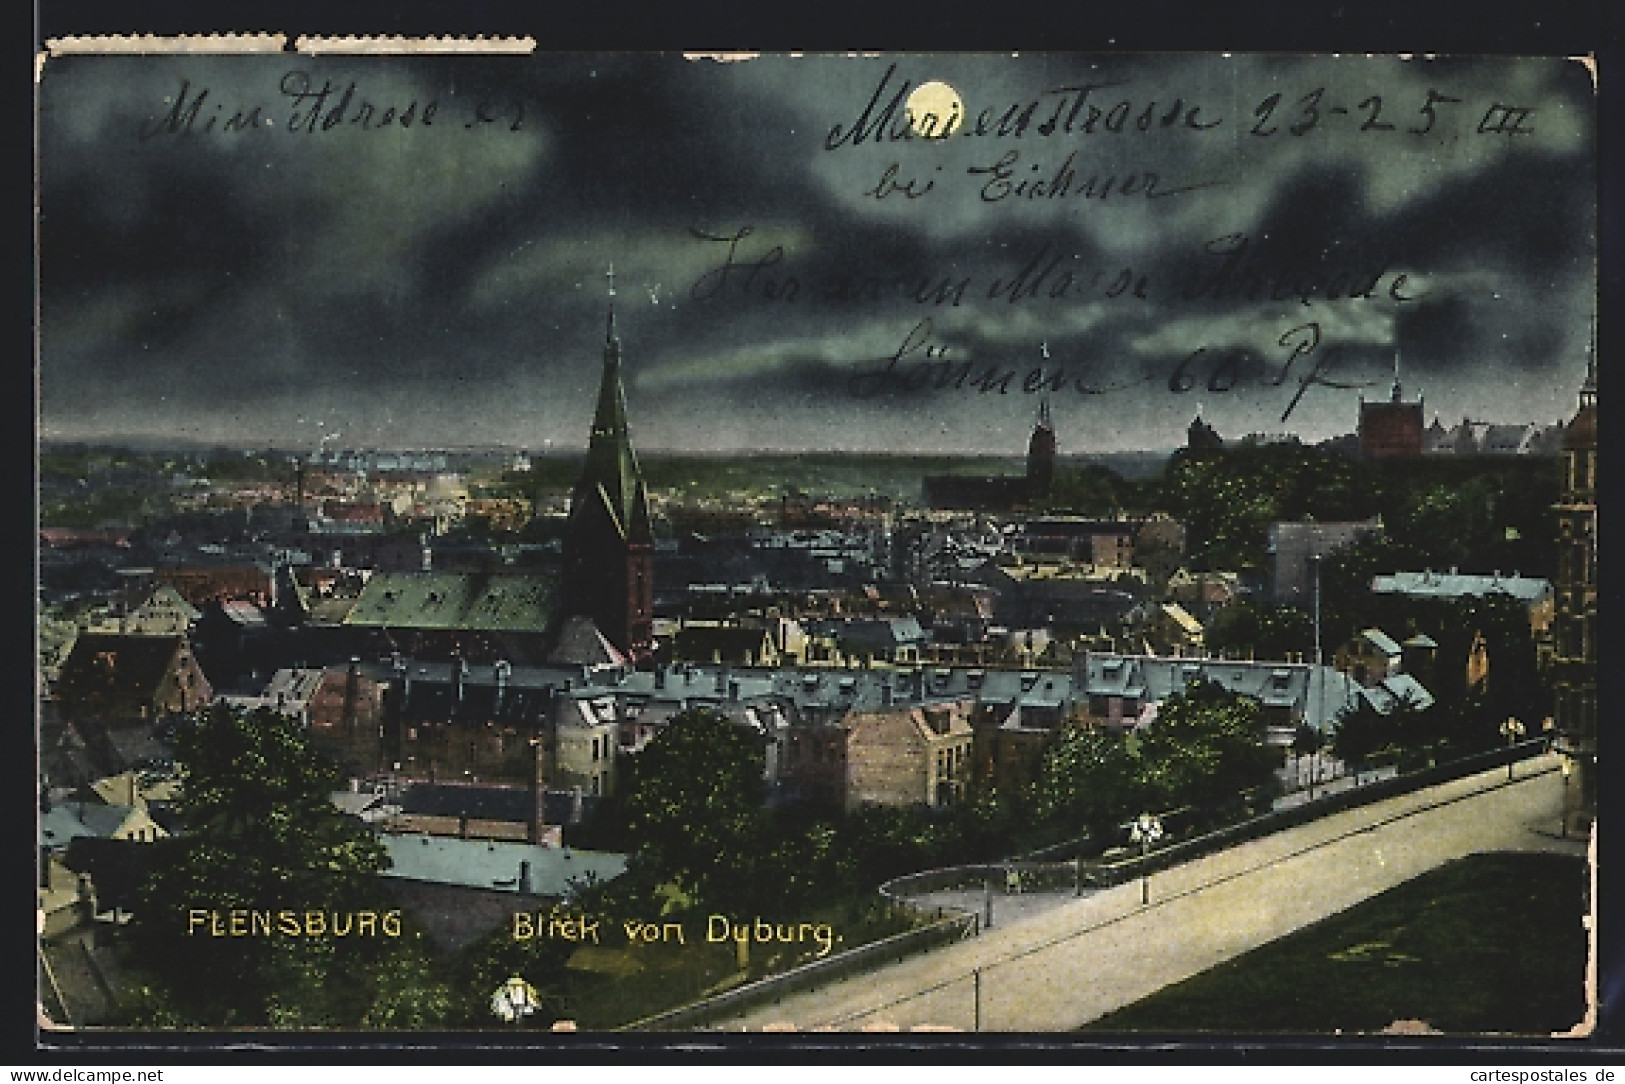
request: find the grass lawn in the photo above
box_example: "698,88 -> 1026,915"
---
1082,852 -> 1588,1036
553,898 -> 924,1029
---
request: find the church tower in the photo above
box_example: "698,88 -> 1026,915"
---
561,269 -> 654,663
1026,397 -> 1057,500
1552,345 -> 1597,836
1358,346 -> 1424,458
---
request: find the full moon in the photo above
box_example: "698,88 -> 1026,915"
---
906,80 -> 964,139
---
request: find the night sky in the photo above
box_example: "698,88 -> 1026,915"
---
38,52 -> 1597,454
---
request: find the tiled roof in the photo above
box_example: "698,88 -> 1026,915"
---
56,634 -> 184,701
549,616 -> 629,668
1371,572 -> 1553,604
345,572 -> 555,632
1160,603 -> 1204,634
1358,672 -> 1436,715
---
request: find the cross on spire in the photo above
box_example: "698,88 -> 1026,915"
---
605,262 -> 619,344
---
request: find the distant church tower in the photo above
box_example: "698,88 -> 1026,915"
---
1026,398 -> 1057,499
1552,345 -> 1597,836
561,268 -> 654,663
1358,347 -> 1424,458
1187,409 -> 1224,451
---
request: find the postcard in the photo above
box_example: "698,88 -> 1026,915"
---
35,45 -> 1599,1045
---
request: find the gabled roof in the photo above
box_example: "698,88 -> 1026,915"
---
136,585 -> 200,622
1359,672 -> 1436,715
1160,603 -> 1204,635
217,600 -> 269,629
344,572 -> 555,632
39,803 -> 154,850
1360,628 -> 1403,657
549,616 -> 629,668
56,634 -> 185,701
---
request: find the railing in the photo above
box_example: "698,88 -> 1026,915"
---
620,909 -> 979,1031
1096,738 -> 1552,884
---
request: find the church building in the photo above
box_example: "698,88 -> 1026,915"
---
560,274 -> 655,663
1358,353 -> 1424,459
923,399 -> 1058,512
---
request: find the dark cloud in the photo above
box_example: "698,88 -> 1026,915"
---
38,52 -> 1597,452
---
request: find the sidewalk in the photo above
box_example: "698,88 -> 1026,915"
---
716,755 -> 1581,1032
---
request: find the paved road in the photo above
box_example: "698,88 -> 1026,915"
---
716,754 -> 1583,1033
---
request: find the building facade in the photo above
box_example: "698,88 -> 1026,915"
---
1552,356 -> 1597,835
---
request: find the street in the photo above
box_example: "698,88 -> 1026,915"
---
715,754 -> 1583,1032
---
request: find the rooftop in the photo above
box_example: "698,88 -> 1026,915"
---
380,834 -> 626,897
345,572 -> 555,632
1371,571 -> 1553,604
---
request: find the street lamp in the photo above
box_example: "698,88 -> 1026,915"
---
1561,756 -> 1573,837
1500,717 -> 1526,781
490,974 -> 540,1025
1129,812 -> 1164,906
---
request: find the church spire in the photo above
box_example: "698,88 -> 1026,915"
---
576,265 -> 651,545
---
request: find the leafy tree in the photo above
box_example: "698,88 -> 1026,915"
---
620,707 -> 768,911
1135,681 -> 1279,819
1028,725 -> 1144,842
1206,600 -> 1315,661
1040,464 -> 1130,515
121,704 -> 453,1027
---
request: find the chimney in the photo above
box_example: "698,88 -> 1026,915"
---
518,860 -> 533,896
728,679 -> 741,701
882,683 -> 894,707
715,667 -> 728,694
456,657 -> 469,703
570,786 -> 584,826
494,660 -> 511,710
654,666 -> 666,690
458,813 -> 469,838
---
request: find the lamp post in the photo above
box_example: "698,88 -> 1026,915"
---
1129,813 -> 1163,906
1500,717 -> 1526,781
490,974 -> 540,1026
1561,755 -> 1573,837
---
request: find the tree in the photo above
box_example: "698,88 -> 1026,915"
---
1135,681 -> 1279,819
121,704 -> 452,1027
620,707 -> 768,911
1206,600 -> 1315,661
1028,725 -> 1143,843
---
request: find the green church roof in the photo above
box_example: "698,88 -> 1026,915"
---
343,572 -> 555,633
